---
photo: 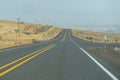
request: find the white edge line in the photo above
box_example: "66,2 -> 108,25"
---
68,30 -> 119,80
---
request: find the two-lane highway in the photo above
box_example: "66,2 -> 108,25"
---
0,29 -> 120,80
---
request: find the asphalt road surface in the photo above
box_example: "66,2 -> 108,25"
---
0,29 -> 120,80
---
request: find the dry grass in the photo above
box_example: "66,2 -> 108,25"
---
0,20 -> 62,49
71,29 -> 120,44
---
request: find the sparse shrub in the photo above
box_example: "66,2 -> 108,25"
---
0,35 -> 2,40
115,39 -> 118,43
85,36 -> 93,41
20,22 -> 24,24
89,37 -> 93,40
0,25 -> 3,28
24,26 -> 29,30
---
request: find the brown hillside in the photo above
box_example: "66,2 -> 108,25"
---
0,20 -> 62,49
71,29 -> 120,44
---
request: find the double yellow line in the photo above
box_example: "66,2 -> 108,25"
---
61,32 -> 66,42
0,44 -> 56,77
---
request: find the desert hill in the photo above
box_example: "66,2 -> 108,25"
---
72,29 -> 120,44
0,20 -> 62,49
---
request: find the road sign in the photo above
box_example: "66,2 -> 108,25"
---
14,29 -> 20,33
104,35 -> 107,40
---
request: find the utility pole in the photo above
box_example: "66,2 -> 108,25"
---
15,18 -> 20,45
15,29 -> 17,46
104,35 -> 107,53
17,18 -> 20,37
47,18 -> 49,26
92,24 -> 95,32
35,20 -> 38,27
35,20 -> 38,25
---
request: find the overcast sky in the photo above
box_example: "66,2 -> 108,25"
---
0,0 -> 120,30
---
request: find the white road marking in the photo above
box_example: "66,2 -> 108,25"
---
80,47 -> 119,80
68,30 -> 119,80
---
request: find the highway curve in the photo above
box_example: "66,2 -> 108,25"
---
0,29 -> 120,80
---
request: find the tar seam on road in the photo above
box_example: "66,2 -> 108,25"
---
0,44 -> 56,77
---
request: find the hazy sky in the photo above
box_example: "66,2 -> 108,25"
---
0,0 -> 120,29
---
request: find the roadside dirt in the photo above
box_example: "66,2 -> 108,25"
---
87,46 -> 120,73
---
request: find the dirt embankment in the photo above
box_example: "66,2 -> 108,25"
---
0,20 -> 62,49
71,29 -> 120,44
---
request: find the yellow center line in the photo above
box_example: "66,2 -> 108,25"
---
0,44 -> 53,70
61,32 -> 66,42
0,44 -> 56,77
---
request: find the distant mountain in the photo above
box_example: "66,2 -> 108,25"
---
77,25 -> 120,33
